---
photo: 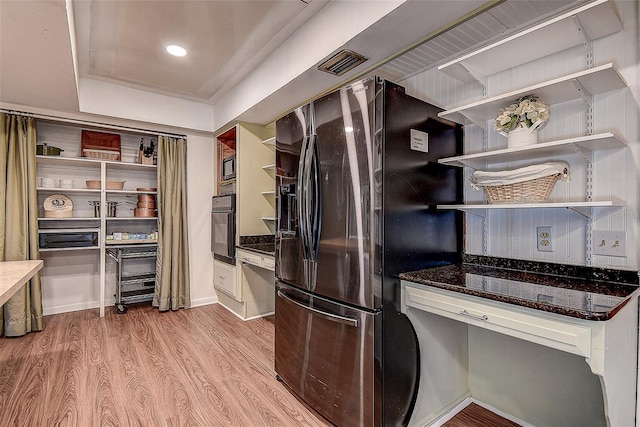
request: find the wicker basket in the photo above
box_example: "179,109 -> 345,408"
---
480,173 -> 561,204
83,149 -> 120,161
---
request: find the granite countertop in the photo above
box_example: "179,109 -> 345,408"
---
399,255 -> 640,321
237,235 -> 275,257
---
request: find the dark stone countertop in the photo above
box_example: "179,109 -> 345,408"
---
399,255 -> 640,321
237,235 -> 275,257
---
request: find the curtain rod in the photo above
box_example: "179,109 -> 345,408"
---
0,109 -> 187,139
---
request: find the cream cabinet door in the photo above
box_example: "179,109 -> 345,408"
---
213,259 -> 239,299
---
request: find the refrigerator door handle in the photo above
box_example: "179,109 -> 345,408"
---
297,135 -> 310,260
277,290 -> 359,328
305,133 -> 321,260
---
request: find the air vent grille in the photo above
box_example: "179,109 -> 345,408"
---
317,50 -> 367,76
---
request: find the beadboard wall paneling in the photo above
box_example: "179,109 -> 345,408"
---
402,0 -> 639,269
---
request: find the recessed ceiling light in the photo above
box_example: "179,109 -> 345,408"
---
166,45 -> 187,57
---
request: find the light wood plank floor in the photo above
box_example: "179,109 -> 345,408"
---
0,303 -> 331,426
0,303 -> 519,426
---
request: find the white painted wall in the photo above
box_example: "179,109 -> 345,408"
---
185,132 -> 217,307
402,0 -> 639,270
78,78 -> 215,133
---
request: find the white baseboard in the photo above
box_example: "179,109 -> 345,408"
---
43,295 -> 218,316
43,301 -> 99,316
190,296 -> 218,307
426,397 -> 532,427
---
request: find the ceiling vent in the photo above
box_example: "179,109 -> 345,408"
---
317,50 -> 367,76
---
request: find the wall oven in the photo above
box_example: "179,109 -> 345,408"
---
211,194 -> 236,264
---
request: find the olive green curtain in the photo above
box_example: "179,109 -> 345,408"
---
154,135 -> 190,311
0,113 -> 43,336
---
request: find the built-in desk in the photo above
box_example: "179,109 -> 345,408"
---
400,256 -> 639,427
0,260 -> 43,306
217,235 -> 275,320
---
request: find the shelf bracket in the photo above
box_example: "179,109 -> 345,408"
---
459,63 -> 486,86
569,206 -> 593,218
571,78 -> 593,105
571,15 -> 591,44
573,144 -> 594,163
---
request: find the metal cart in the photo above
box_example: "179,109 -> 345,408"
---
106,244 -> 157,314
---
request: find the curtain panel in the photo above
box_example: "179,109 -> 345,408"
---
154,136 -> 190,311
0,113 -> 43,336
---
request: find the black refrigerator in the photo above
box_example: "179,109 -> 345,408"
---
274,77 -> 463,426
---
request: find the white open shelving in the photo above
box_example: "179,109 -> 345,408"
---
439,132 -> 627,169
262,136 -> 276,146
438,63 -> 627,127
438,0 -> 622,84
437,199 -> 625,218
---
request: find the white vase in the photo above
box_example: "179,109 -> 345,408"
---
507,126 -> 538,148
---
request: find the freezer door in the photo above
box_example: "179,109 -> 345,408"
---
275,282 -> 379,427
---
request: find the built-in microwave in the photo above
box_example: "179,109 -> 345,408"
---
222,154 -> 236,181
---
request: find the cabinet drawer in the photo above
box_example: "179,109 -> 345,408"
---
402,282 -> 592,358
237,249 -> 262,267
262,256 -> 275,271
213,260 -> 238,299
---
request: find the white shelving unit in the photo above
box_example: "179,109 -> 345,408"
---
37,145 -> 157,317
438,0 -> 622,84
431,0 -> 628,267
438,63 -> 627,127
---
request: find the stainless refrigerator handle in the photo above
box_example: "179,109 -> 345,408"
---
297,135 -> 310,260
277,290 -> 359,328
306,133 -> 321,260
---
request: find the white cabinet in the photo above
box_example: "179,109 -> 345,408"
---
213,259 -> 238,299
236,248 -> 275,272
216,123 -> 275,235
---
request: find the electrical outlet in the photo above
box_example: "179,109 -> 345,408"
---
537,226 -> 553,252
593,230 -> 627,257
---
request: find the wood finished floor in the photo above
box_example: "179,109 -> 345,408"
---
0,303 -> 518,426
0,303 -> 331,426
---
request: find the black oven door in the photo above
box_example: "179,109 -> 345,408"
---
211,211 -> 235,263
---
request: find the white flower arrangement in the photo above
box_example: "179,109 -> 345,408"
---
494,95 -> 549,135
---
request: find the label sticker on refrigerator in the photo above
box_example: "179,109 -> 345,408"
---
410,129 -> 428,153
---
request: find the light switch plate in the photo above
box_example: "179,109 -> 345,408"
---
593,230 -> 627,257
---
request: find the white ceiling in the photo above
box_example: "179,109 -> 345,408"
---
72,0 -> 327,104
0,0 -> 589,130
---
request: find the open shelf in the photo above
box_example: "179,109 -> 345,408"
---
38,217 -> 99,222
106,239 -> 158,245
106,217 -> 157,221
439,133 -> 627,169
106,189 -> 158,195
262,136 -> 276,146
438,63 -> 627,127
39,246 -> 100,252
437,199 -> 625,218
438,0 -> 622,83
37,187 -> 101,194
